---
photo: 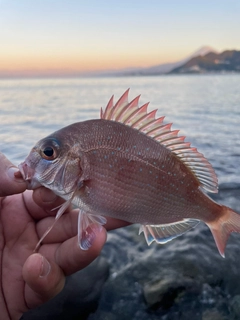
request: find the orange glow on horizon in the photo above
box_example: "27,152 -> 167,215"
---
0,51 -> 184,75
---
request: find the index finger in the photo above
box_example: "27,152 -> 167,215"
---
0,153 -> 27,197
22,187 -> 70,220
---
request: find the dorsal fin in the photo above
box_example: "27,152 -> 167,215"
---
100,90 -> 218,193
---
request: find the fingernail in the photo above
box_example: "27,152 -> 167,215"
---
90,224 -> 103,234
39,255 -> 51,278
80,224 -> 103,250
7,167 -> 25,182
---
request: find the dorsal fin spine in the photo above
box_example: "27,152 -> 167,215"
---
148,123 -> 172,137
156,130 -> 180,141
163,136 -> 186,144
140,119 -> 161,132
142,116 -> 165,132
108,89 -> 129,120
115,95 -> 141,122
115,89 -> 130,107
103,95 -> 114,120
124,104 -> 149,125
130,109 -> 157,129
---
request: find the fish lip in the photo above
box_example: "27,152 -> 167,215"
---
18,162 -> 32,180
18,162 -> 40,190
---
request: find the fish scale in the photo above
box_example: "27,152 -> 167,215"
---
19,90 -> 240,257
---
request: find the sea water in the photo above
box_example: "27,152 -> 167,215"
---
0,74 -> 240,186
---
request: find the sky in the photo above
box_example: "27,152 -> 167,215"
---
0,0 -> 240,77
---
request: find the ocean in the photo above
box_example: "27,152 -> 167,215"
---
1,75 -> 240,319
1,74 -> 240,186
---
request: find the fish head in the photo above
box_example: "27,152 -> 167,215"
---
19,134 -> 83,196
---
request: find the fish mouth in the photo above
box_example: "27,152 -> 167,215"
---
18,162 -> 41,190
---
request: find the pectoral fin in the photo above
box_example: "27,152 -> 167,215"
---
78,210 -> 107,250
139,219 -> 200,245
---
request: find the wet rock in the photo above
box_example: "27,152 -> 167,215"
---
202,308 -> 228,320
21,256 -> 109,320
229,295 -> 240,319
143,274 -> 199,308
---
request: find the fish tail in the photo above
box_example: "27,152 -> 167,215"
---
207,205 -> 240,258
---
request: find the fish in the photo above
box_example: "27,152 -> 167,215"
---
18,89 -> 240,257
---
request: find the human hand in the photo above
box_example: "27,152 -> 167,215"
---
0,153 -> 126,320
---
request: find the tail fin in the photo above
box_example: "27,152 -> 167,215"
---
207,206 -> 240,258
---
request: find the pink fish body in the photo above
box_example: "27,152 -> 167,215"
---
19,90 -> 240,256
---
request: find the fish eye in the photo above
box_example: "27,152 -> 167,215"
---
43,147 -> 54,157
40,139 -> 60,160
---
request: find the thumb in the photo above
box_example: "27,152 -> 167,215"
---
22,253 -> 65,309
0,153 -> 27,196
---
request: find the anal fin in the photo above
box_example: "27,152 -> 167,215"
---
139,219 -> 200,245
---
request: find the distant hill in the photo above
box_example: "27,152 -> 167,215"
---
169,50 -> 240,74
94,46 -> 218,77
130,46 -> 218,76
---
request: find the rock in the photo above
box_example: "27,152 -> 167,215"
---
229,295 -> 240,319
143,274 -> 198,308
202,308 -> 228,320
21,256 -> 109,320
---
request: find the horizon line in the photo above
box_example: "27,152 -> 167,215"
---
1,46 -> 239,79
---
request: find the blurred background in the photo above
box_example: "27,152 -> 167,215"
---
1,1 -> 240,320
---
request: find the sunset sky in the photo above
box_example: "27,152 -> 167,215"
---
0,0 -> 240,77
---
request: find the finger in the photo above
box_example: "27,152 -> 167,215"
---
0,153 -> 27,196
32,187 -> 68,213
39,224 -> 107,276
23,253 -> 65,309
36,212 -> 78,243
56,224 -> 107,275
36,212 -> 129,244
22,187 -> 70,220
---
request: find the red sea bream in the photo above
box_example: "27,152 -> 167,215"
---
19,90 -> 240,257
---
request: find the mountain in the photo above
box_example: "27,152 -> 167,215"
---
133,46 -> 218,76
169,50 -> 240,74
96,46 -> 218,76
186,46 -> 218,58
